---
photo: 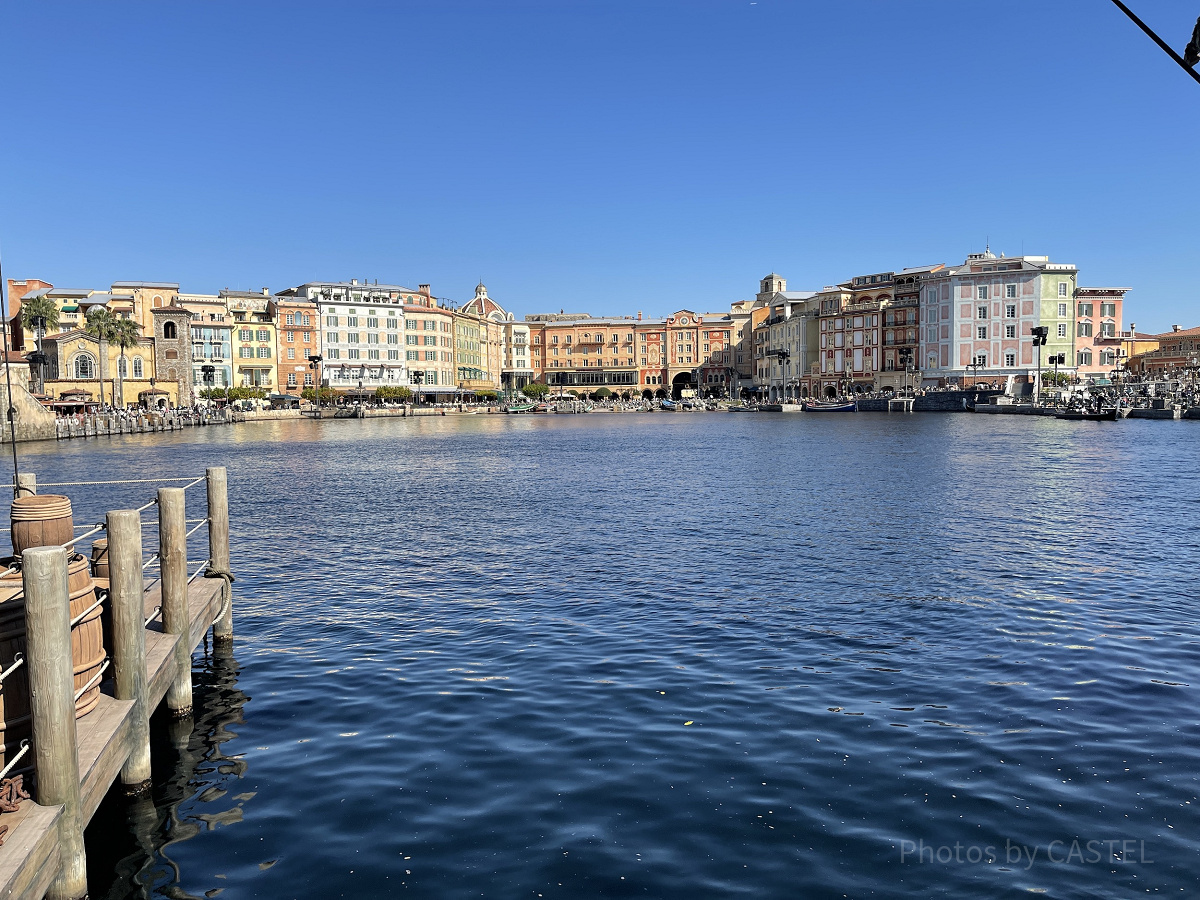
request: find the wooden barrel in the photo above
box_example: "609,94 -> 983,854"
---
90,538 -> 109,578
10,495 -> 74,556
0,554 -> 108,763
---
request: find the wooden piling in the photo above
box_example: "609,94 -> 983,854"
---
207,467 -> 233,644
107,509 -> 152,792
14,473 -> 36,498
158,487 -> 193,716
22,545 -> 88,900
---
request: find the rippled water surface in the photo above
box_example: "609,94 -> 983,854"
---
9,413 -> 1200,898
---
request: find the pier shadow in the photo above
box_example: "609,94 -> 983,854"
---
83,641 -> 248,899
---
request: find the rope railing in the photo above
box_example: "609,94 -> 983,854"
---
142,553 -> 160,571
0,740 -> 30,780
188,558 -> 211,585
35,477 -> 206,488
69,598 -> 103,629
62,523 -> 106,550
73,660 -> 109,703
144,606 -> 161,627
0,653 -> 24,684
184,519 -> 209,540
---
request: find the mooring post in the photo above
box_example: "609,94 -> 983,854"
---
207,466 -> 233,643
108,508 -> 152,792
23,545 -> 88,900
14,472 -> 35,498
158,487 -> 192,716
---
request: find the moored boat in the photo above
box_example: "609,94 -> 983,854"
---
803,399 -> 857,412
1054,408 -> 1120,421
506,403 -> 537,414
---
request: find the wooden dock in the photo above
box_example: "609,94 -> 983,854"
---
0,469 -> 232,900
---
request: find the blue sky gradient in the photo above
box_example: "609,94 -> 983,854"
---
2,1 -> 1198,330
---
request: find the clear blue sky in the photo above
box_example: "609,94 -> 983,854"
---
2,1 -> 1198,331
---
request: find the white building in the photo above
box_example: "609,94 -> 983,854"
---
757,275 -> 818,402
276,279 -> 420,392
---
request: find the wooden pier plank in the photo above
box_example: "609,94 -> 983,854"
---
0,801 -> 62,900
77,695 -> 135,827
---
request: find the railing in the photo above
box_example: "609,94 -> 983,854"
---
0,468 -> 233,898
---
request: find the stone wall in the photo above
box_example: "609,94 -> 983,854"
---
0,364 -> 60,442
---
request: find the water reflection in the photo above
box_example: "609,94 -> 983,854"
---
85,642 -> 248,900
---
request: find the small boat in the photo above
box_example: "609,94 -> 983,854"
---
803,400 -> 857,412
506,403 -> 537,414
1054,408 -> 1120,421
660,399 -> 679,410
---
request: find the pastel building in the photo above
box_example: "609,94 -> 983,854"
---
1073,287 -> 1128,380
919,251 -> 1077,385
268,298 -> 319,394
179,293 -> 233,396
221,289 -> 278,391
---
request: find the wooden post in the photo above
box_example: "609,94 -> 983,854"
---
158,487 -> 192,716
108,509 -> 152,792
207,467 -> 233,643
23,545 -> 88,900
14,472 -> 35,498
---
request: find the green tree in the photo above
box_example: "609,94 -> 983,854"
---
521,382 -> 550,400
84,308 -> 117,407
18,296 -> 60,393
591,387 -> 612,400
375,385 -> 414,403
199,387 -> 229,401
109,317 -> 142,407
474,389 -> 498,402
301,386 -> 336,403
227,386 -> 266,402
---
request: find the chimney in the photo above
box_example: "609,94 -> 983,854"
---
1130,323 -> 1136,338
351,279 -> 358,285
262,287 -> 269,296
637,311 -> 642,321
419,284 -> 430,296
1172,324 -> 1181,332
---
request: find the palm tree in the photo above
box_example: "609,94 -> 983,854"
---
109,317 -> 142,408
18,296 -> 59,394
84,308 -> 117,408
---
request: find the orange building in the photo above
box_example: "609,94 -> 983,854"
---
269,298 -> 319,394
527,310 -> 736,399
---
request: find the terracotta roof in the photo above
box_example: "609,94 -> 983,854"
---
1144,326 -> 1200,340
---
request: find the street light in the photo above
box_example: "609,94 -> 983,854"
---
1031,326 -> 1049,404
308,354 -> 323,417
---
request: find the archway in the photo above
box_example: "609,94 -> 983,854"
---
654,388 -> 667,399
824,385 -> 836,398
642,389 -> 653,400
671,371 -> 695,400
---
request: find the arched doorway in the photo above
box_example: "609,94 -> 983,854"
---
824,385 -> 836,398
671,371 -> 695,400
642,389 -> 653,400
654,388 -> 667,399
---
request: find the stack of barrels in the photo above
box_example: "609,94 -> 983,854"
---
0,495 -> 108,770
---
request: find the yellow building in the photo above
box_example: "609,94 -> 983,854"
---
40,330 -> 173,407
110,281 -> 180,335
221,289 -> 277,391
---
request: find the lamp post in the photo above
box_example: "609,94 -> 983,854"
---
1031,326 -> 1049,404
308,354 -> 323,418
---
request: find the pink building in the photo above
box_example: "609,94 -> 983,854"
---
1073,287 -> 1128,382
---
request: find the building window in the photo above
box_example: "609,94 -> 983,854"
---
1100,302 -> 1116,318
286,331 -> 294,342
257,346 -> 271,358
1005,284 -> 1016,298
1077,350 -> 1092,366
285,313 -> 295,325
348,349 -> 360,360
1078,322 -> 1093,337
1058,282 -> 1068,297
287,373 -> 297,387
978,286 -> 989,301
163,322 -> 177,339
133,357 -> 143,378
287,348 -> 295,359
347,317 -> 359,327
406,350 -> 418,361
977,326 -> 988,339
240,329 -> 252,341
326,316 -> 339,327
1058,323 -> 1068,338
1005,352 -> 1015,366
974,353 -> 987,367
257,329 -> 270,342
388,350 -> 399,360
1005,304 -> 1016,318
327,332 -> 338,344
239,346 -> 253,358
1078,302 -> 1093,317
977,305 -> 988,319
328,349 -> 340,359
1100,322 -> 1115,338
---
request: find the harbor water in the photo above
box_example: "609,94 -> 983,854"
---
9,412 -> 1199,899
